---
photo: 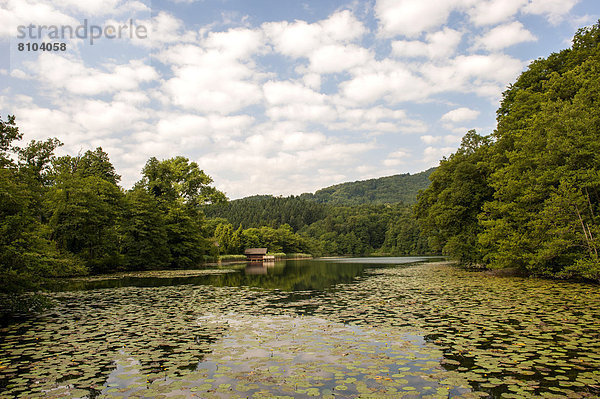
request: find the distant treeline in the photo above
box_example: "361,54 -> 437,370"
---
415,23 -> 600,281
202,171 -> 434,258
204,195 -> 328,231
298,169 -> 434,205
205,201 -> 431,258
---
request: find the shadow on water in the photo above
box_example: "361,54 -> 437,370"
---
51,257 -> 436,292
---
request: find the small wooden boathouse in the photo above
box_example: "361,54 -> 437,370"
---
244,248 -> 275,262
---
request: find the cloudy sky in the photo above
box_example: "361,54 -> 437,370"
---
1,0 -> 599,198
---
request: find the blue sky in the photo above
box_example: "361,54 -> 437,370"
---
1,0 -> 599,198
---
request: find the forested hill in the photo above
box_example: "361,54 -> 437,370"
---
203,168 -> 435,230
299,168 -> 434,205
415,22 -> 600,281
203,195 -> 327,231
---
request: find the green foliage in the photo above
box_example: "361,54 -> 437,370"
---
163,205 -> 209,268
47,149 -> 125,273
206,198 -> 432,257
119,188 -> 171,270
266,252 -> 286,258
381,210 -> 430,256
415,130 -> 493,265
480,24 -> 600,278
140,156 -> 226,207
17,138 -> 63,186
0,117 -> 228,309
214,222 -> 243,254
217,254 -> 246,262
204,168 -> 434,235
0,115 -> 21,168
0,167 -> 85,292
138,157 -> 227,268
299,168 -> 434,205
212,222 -> 309,255
416,21 -> 600,280
51,147 -> 120,185
300,205 -> 394,255
204,195 -> 327,231
285,253 -> 313,258
0,115 -> 86,300
204,171 -> 435,257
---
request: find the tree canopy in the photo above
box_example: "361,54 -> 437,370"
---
416,22 -> 600,281
0,122 -> 227,308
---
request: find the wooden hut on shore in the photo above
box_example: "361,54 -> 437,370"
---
244,248 -> 275,262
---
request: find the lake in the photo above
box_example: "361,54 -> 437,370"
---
1,258 -> 599,398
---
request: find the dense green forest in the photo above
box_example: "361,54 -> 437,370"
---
0,122 -> 231,310
416,23 -> 600,281
202,171 -> 433,257
203,174 -> 432,257
205,201 -> 430,258
204,195 -> 328,231
298,169 -> 434,205
203,169 -> 432,232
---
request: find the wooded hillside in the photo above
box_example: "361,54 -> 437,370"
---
416,22 -> 600,281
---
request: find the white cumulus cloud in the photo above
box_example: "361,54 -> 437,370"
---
474,21 -> 537,51
392,28 -> 463,59
441,107 -> 480,123
524,0 -> 580,24
468,0 -> 528,26
23,54 -> 158,96
375,0 -> 473,38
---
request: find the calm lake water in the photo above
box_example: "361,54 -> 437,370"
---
1,258 -> 600,398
